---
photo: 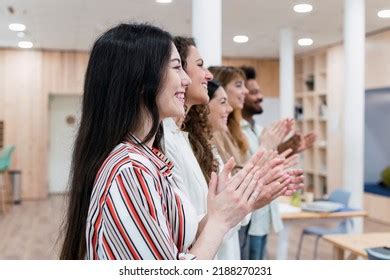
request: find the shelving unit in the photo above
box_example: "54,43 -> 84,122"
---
294,52 -> 330,198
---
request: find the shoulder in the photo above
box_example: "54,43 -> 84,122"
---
99,142 -> 158,181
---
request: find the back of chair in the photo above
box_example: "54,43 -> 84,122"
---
328,189 -> 352,232
0,145 -> 15,171
328,189 -> 351,206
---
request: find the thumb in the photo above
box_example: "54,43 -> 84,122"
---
208,171 -> 218,196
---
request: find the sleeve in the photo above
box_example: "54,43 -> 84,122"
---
100,166 -> 196,260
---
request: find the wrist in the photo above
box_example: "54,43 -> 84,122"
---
205,215 -> 229,236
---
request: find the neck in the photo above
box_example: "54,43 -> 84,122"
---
174,102 -> 192,128
132,114 -> 156,148
241,109 -> 254,124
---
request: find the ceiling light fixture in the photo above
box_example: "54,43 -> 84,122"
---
233,35 -> 249,43
378,10 -> 390,18
9,23 -> 26,31
298,38 -> 313,46
18,41 -> 33,49
156,0 -> 172,3
293,4 -> 313,13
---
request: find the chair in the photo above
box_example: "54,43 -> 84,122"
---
0,145 -> 15,214
365,247 -> 390,260
296,189 -> 352,259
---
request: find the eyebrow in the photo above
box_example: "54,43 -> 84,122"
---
171,58 -> 181,64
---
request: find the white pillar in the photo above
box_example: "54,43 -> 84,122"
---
192,0 -> 222,66
279,28 -> 294,119
343,0 -> 365,232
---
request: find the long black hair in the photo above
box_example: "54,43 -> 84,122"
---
60,23 -> 172,259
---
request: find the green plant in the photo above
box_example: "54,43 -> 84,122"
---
381,166 -> 390,188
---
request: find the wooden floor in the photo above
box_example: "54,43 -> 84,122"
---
0,195 -> 389,260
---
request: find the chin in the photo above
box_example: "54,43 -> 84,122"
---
198,93 -> 209,105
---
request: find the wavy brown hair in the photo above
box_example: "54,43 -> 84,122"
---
209,66 -> 249,156
173,36 -> 217,184
182,105 -> 218,183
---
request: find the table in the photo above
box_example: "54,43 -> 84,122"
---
322,232 -> 390,259
276,203 -> 367,259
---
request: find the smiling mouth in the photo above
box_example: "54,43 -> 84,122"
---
175,92 -> 185,105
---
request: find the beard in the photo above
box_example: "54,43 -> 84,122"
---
243,103 -> 263,116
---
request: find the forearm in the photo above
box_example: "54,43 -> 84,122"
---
190,218 -> 227,259
196,214 -> 208,238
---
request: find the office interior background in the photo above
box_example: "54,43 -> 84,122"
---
0,0 -> 389,260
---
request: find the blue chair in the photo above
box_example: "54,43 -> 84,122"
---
365,247 -> 390,260
0,145 -> 15,213
296,189 -> 352,259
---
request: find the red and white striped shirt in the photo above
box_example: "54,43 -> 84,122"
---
86,135 -> 198,260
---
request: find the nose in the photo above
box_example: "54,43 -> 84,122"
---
243,85 -> 249,96
226,102 -> 233,114
181,69 -> 192,87
259,92 -> 264,100
205,68 -> 213,81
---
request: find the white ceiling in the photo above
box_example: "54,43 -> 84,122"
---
0,0 -> 389,58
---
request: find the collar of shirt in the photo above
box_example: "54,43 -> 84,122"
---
126,134 -> 174,177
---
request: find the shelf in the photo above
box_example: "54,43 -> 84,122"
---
295,50 -> 333,198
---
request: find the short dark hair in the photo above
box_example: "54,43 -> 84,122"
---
60,23 -> 173,259
240,65 -> 257,80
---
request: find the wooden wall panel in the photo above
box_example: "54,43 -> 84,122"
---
1,50 -> 45,199
222,57 -> 279,97
0,49 -> 88,199
0,53 -> 4,121
42,51 -> 89,95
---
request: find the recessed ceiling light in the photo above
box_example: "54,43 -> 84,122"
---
233,35 -> 249,43
298,38 -> 313,46
156,0 -> 172,3
18,41 -> 33,49
293,4 -> 313,13
17,31 -> 25,38
9,23 -> 26,31
378,10 -> 390,18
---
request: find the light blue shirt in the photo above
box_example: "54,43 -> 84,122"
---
241,119 -> 283,236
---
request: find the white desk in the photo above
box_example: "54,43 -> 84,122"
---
276,203 -> 367,259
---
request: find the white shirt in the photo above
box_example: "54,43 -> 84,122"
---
163,118 -> 243,259
241,119 -> 283,236
163,118 -> 208,218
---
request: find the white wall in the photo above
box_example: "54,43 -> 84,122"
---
253,97 -> 280,128
48,95 -> 81,194
364,88 -> 390,183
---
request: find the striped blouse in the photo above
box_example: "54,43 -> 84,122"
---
86,135 -> 198,260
